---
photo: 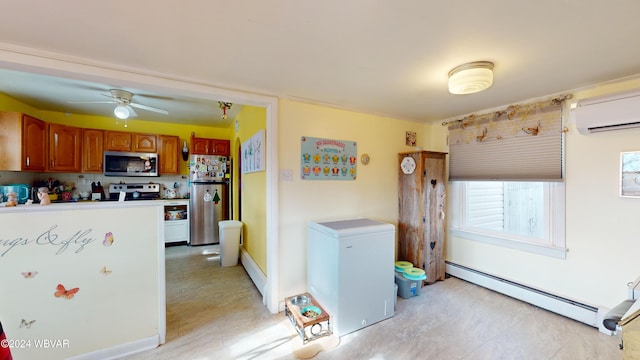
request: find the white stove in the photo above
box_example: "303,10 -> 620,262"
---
108,183 -> 161,201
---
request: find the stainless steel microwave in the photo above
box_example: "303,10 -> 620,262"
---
103,151 -> 159,177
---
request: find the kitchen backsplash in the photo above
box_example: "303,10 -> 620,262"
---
0,171 -> 191,198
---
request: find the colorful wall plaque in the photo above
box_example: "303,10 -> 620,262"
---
301,136 -> 357,180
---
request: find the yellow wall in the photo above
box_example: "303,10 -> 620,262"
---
444,78 -> 640,309
0,92 -> 43,118
277,99 -> 429,299
232,105 -> 267,274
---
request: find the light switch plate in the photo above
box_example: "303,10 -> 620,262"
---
280,169 -> 293,182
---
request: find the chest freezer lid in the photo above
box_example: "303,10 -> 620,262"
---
308,218 -> 394,237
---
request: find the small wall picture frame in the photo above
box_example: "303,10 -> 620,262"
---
620,151 -> 640,198
406,131 -> 416,146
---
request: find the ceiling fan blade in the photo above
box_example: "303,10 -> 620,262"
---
129,102 -> 169,115
126,105 -> 138,118
67,100 -> 117,104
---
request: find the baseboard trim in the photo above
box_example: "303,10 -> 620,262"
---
67,335 -> 160,360
241,248 -> 267,298
446,262 -> 600,327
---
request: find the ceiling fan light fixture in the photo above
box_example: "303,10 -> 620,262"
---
114,104 -> 130,119
448,61 -> 494,95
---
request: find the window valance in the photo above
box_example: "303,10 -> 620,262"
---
446,95 -> 571,181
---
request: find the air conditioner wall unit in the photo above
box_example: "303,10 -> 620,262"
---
574,89 -> 640,134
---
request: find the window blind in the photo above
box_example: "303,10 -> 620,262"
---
447,96 -> 569,181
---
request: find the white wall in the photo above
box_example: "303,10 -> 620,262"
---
445,77 -> 640,309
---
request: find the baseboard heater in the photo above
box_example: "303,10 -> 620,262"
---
445,262 -> 600,328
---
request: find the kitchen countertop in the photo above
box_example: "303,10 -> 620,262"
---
0,200 -> 164,213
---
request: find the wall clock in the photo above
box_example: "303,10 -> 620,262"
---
400,156 -> 416,175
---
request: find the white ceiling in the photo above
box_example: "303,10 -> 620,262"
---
1,1 -> 640,127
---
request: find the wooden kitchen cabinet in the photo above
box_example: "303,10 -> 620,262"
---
104,130 -> 131,151
191,135 -> 210,154
0,112 -> 46,171
82,128 -> 104,173
190,132 -> 230,156
103,131 -> 156,152
48,123 -> 81,172
158,135 -> 180,174
22,114 -> 47,171
211,139 -> 230,155
397,151 -> 447,284
133,133 -> 157,152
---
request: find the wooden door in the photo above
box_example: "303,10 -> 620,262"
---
21,114 -> 46,171
158,135 -> 179,174
48,124 -> 81,172
82,129 -> 104,173
422,153 -> 447,283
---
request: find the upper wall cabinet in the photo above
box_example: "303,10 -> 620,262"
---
190,132 -> 230,156
82,129 -> 104,173
104,131 -> 132,152
104,131 -> 157,153
22,115 -> 47,171
158,135 -> 180,174
0,112 -> 46,171
133,133 -> 157,153
48,123 -> 81,172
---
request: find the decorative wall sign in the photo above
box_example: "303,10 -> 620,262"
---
621,151 -> 640,198
301,136 -> 357,180
242,129 -> 265,174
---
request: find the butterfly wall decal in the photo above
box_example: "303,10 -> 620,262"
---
21,271 -> 38,279
522,125 -> 540,136
476,128 -> 488,142
20,319 -> 35,329
54,284 -> 80,300
103,232 -> 114,247
100,266 -> 112,276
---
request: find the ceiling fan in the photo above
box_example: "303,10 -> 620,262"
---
69,89 -> 169,120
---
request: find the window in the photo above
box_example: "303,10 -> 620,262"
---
450,181 -> 566,259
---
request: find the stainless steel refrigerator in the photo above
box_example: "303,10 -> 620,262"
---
189,155 -> 229,245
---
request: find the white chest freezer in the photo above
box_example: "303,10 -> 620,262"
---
307,218 -> 395,337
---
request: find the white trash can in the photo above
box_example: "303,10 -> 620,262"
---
219,220 -> 243,267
